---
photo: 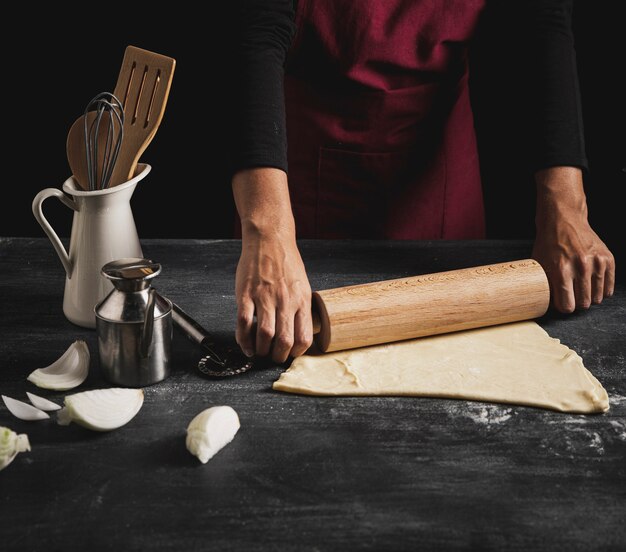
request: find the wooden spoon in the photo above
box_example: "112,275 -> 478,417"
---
66,110 -> 121,191
66,114 -> 90,191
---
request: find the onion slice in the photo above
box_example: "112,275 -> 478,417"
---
57,388 -> 144,431
186,405 -> 240,464
27,340 -> 90,391
2,395 -> 49,421
26,392 -> 61,411
0,426 -> 30,471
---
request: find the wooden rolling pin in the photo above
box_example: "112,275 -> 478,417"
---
311,259 -> 550,352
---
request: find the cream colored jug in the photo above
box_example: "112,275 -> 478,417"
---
32,164 -> 151,328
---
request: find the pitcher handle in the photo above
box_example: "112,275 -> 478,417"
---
32,188 -> 77,278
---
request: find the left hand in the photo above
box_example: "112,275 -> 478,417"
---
531,166 -> 615,313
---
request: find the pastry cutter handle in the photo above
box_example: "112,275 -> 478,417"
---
170,301 -> 211,348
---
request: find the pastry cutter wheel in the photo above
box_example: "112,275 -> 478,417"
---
169,300 -> 256,377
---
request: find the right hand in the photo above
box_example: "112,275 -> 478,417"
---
235,232 -> 313,363
532,167 -> 615,313
232,167 -> 313,363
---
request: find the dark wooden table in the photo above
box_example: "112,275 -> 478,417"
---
1,238 -> 625,551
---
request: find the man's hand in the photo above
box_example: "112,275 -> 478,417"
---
532,166 -> 615,313
235,231 -> 313,363
232,168 -> 314,363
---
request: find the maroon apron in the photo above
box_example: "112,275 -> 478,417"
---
237,0 -> 487,239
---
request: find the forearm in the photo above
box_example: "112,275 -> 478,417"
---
534,166 -> 587,226
232,167 -> 296,239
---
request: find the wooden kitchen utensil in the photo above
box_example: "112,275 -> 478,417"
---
66,93 -> 124,191
66,114 -> 92,191
311,259 -> 550,353
108,45 -> 176,187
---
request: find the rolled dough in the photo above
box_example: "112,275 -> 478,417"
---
272,321 -> 609,414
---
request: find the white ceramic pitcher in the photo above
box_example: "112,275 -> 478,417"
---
32,163 -> 151,328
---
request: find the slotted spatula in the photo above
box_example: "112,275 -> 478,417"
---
108,45 -> 176,187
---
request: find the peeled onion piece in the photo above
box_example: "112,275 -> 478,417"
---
0,426 -> 30,471
186,405 -> 240,464
2,395 -> 49,421
26,392 -> 61,411
27,340 -> 90,391
57,388 -> 144,431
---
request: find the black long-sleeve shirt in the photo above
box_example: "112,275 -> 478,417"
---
232,0 -> 588,176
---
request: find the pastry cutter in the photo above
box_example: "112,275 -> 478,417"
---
169,300 -> 256,377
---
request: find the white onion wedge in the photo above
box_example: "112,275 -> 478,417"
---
26,392 -> 61,411
0,426 -> 31,471
27,340 -> 90,391
2,395 -> 49,421
57,388 -> 144,431
186,405 -> 240,464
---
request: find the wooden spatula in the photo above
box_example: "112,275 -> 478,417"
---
108,45 -> 176,187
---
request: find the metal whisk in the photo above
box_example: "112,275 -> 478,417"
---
83,92 -> 124,191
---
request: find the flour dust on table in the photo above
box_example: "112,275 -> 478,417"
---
273,321 -> 609,414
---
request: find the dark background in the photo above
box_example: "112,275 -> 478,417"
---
1,2 -> 623,269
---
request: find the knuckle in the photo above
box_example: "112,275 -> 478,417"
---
275,333 -> 294,350
592,263 -> 606,278
291,279 -> 311,298
237,311 -> 253,326
551,277 -> 570,292
295,333 -> 313,349
237,294 -> 253,308
294,282 -> 310,295
298,294 -> 313,309
554,256 -> 570,270
253,278 -> 274,293
275,285 -> 289,303
575,255 -> 592,275
593,254 -> 607,268
257,325 -> 275,340
252,287 -> 268,302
